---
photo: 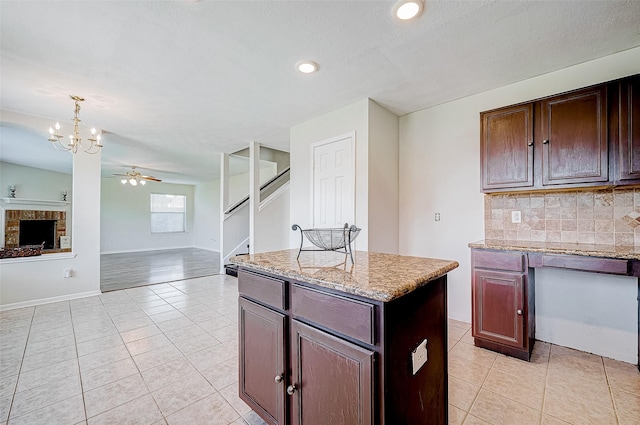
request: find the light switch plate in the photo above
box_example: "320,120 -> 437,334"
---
411,339 -> 428,375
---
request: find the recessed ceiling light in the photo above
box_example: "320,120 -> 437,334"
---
393,0 -> 424,20
296,60 -> 319,74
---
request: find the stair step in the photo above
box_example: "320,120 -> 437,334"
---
224,264 -> 238,277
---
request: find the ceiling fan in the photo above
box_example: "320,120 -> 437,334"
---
113,166 -> 162,186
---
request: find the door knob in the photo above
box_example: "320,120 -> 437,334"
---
517,309 -> 523,315
274,375 -> 283,383
287,384 -> 297,395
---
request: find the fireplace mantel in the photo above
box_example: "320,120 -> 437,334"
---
1,198 -> 70,207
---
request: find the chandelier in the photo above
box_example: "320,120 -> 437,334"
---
48,95 -> 103,154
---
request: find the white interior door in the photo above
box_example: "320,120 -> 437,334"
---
312,135 -> 354,228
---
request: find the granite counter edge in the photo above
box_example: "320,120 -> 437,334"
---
468,240 -> 640,260
231,259 -> 459,302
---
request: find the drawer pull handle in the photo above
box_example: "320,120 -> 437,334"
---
287,384 -> 297,395
517,309 -> 523,315
275,375 -> 283,383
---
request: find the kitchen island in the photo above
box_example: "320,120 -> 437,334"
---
231,249 -> 458,425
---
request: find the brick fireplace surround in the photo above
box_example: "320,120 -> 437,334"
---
4,209 -> 69,252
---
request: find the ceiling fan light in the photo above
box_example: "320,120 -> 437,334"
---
140,180 -> 146,186
130,178 -> 137,186
121,178 -> 127,185
393,0 -> 424,20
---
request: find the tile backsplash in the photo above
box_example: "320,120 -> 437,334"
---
485,188 -> 640,247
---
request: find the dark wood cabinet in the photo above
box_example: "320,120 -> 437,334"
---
541,85 -> 608,186
290,320 -> 373,425
481,104 -> 534,191
476,78 -> 640,193
618,75 -> 640,182
237,267 -> 449,425
471,249 -> 534,361
239,297 -> 286,425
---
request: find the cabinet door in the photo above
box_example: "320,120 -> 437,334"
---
472,269 -> 525,349
541,85 -> 608,185
239,297 -> 286,425
618,76 -> 640,181
290,320 -> 373,425
481,104 -> 534,191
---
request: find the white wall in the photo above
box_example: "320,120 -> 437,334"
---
255,185 -> 291,254
100,178 -> 195,253
1,151 -> 101,308
368,100 -> 399,254
399,46 -> 640,361
290,99 -> 370,248
0,161 -> 72,201
193,180 -> 220,251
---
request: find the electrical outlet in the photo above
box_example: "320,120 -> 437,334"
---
435,213 -> 441,222
411,339 -> 428,375
511,210 -> 522,223
64,269 -> 73,278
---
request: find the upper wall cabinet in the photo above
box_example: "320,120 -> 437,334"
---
617,75 -> 640,183
481,104 -> 534,191
481,74 -> 640,193
540,86 -> 608,186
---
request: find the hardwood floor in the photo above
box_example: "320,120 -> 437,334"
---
101,248 -> 220,292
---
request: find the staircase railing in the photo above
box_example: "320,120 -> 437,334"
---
223,167 -> 290,215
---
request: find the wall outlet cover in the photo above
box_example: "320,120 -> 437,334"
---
511,210 -> 522,223
411,339 -> 428,375
60,236 -> 71,249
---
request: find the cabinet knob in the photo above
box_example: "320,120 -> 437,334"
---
517,309 -> 523,315
287,384 -> 297,395
274,375 -> 283,383
527,141 -> 533,147
542,139 -> 549,144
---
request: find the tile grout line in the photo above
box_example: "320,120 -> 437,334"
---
4,306 -> 35,423
601,357 -> 622,425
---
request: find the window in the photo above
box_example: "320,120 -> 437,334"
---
150,194 -> 186,233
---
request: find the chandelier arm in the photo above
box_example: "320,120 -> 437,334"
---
51,140 -> 73,152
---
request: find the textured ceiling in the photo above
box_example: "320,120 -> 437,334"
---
1,0 -> 639,183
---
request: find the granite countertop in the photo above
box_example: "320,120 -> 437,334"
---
230,249 -> 459,302
469,240 -> 640,260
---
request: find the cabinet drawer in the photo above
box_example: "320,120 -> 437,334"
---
473,250 -> 526,272
541,254 -> 629,275
238,269 -> 286,310
291,284 -> 374,345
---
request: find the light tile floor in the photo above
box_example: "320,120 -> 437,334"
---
1,275 -> 638,425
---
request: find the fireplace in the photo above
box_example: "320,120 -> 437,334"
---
4,210 -> 68,252
19,220 -> 56,249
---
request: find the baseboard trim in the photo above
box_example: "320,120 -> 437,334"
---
101,246 -> 219,255
0,290 -> 103,311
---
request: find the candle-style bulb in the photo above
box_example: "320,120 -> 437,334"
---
55,122 -> 60,130
49,127 -> 54,134
91,128 -> 96,135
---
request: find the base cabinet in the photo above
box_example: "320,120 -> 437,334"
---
471,249 -> 534,361
290,320 -> 373,425
239,297 -> 286,425
237,268 -> 449,425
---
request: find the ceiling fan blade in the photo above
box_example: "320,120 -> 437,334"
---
112,173 -> 129,177
141,176 -> 162,182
